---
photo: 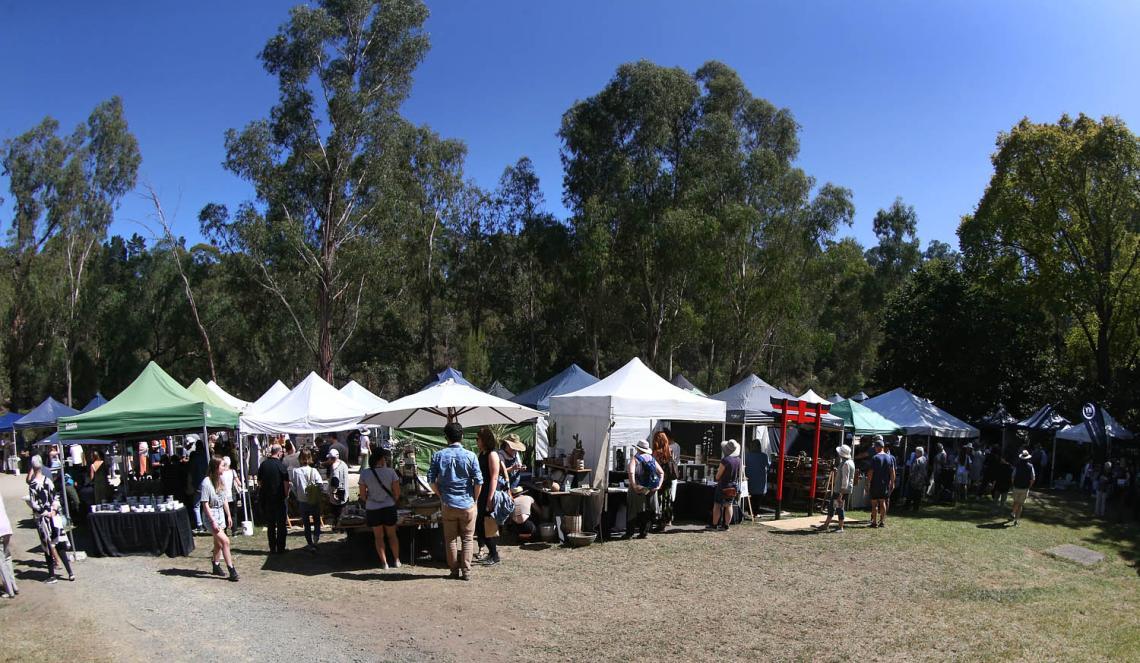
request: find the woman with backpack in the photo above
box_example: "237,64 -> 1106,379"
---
623,439 -> 663,539
359,449 -> 401,569
711,439 -> 742,531
290,449 -> 325,552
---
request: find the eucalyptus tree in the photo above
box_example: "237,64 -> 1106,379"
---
2,97 -> 140,404
204,0 -> 431,380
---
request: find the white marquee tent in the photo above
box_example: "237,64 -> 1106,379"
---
241,373 -> 368,434
549,357 -> 726,487
246,381 -> 291,417
207,380 -> 252,411
339,380 -> 389,414
798,389 -> 831,405
862,387 -> 978,438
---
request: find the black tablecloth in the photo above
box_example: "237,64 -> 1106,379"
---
88,507 -> 195,557
675,482 -> 743,525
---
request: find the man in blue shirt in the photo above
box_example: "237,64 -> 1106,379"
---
866,436 -> 896,529
427,422 -> 483,580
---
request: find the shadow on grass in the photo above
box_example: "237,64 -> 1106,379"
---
331,571 -> 446,582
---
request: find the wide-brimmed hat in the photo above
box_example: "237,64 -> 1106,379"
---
872,435 -> 885,448
510,486 -> 524,497
964,443 -> 974,450
503,434 -> 526,452
914,446 -> 925,456
1018,449 -> 1031,460
634,439 -> 651,454
722,439 -> 740,457
328,448 -> 340,458
836,444 -> 852,459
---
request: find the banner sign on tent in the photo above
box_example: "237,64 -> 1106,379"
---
1082,402 -> 1108,449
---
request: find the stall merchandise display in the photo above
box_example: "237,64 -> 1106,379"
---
88,505 -> 195,557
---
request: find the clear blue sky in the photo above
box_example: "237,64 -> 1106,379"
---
2,1 -> 1138,250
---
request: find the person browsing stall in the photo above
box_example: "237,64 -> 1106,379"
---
509,486 -> 541,539
359,449 -> 401,569
498,434 -> 527,491
817,444 -> 854,532
623,439 -> 663,540
290,449 -> 325,552
326,448 -> 349,525
427,422 -> 483,581
711,439 -> 742,531
1010,448 -> 1036,526
867,436 -> 896,528
257,443 -> 291,554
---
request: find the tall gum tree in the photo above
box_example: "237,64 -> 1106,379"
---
204,0 -> 430,380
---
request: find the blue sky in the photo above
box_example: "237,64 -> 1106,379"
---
2,1 -> 1138,250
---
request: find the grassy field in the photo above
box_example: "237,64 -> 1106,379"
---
1,484 -> 1137,662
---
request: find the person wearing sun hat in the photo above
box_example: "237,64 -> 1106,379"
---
498,433 -> 528,491
816,444 -> 855,532
710,439 -> 742,531
1009,448 -> 1036,525
623,439 -> 663,539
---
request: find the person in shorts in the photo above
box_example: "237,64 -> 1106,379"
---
866,436 -> 896,528
1010,448 -> 1036,526
359,449 -> 401,569
817,444 -> 854,532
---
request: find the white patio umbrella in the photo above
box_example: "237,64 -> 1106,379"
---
360,378 -> 544,428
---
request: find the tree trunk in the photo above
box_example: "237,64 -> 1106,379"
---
318,267 -> 334,382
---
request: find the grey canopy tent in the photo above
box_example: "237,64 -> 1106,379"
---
1016,403 -> 1070,484
510,364 -> 599,411
670,373 -> 707,397
424,367 -> 479,390
709,374 -> 844,430
486,380 -> 515,400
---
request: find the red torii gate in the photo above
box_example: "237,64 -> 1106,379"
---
769,397 -> 830,519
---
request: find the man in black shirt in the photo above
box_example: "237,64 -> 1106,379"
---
257,443 -> 291,553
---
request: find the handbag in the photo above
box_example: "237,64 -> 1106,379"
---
720,485 -> 739,500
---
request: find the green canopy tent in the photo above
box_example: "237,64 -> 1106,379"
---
828,399 -> 905,436
57,362 -> 239,439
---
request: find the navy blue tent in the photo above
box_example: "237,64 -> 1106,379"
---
710,374 -> 844,428
81,392 -> 108,413
511,364 -> 599,411
978,404 -> 1019,429
14,397 -> 78,430
0,412 -> 25,429
424,367 -> 479,390
1017,404 -> 1069,431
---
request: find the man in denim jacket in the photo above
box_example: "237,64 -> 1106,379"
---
428,422 -> 483,580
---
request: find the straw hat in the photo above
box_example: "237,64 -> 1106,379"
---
1018,449 -> 1032,460
722,439 -> 740,457
510,485 -> 524,497
503,433 -> 526,452
836,444 -> 852,459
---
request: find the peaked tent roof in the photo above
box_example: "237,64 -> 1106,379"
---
1055,409 -> 1134,443
424,367 -> 479,390
57,362 -> 240,439
670,373 -> 707,397
339,380 -> 389,413
861,388 -> 978,438
247,381 -> 291,416
81,393 -> 108,413
978,404 -> 1019,429
207,381 -> 251,411
15,397 -> 78,430
551,358 -> 725,422
1016,403 -> 1069,431
34,431 -> 112,446
850,391 -> 870,402
799,389 -> 831,405
188,379 -> 240,411
241,372 -> 369,434
709,374 -> 843,428
486,381 -> 515,400
511,364 -> 600,411
828,399 -> 904,435
0,411 -> 26,429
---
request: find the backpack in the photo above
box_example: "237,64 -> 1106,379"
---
635,453 -> 661,489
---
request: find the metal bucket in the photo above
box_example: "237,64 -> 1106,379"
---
538,523 -> 558,542
561,514 -> 582,535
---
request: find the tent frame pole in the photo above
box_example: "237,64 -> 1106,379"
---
775,398 -> 789,520
1050,430 -> 1058,487
808,403 -> 823,516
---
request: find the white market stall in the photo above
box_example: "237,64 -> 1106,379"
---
240,373 -> 368,435
549,358 -> 726,488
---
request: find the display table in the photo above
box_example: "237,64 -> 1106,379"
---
88,507 -> 195,557
674,482 -> 743,525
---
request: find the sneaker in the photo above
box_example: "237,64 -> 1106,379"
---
833,528 -> 845,533
378,562 -> 389,570
390,559 -> 401,569
227,566 -> 239,582
636,532 -> 649,539
868,522 -> 878,529
480,558 -> 501,567
473,551 -> 487,561
878,521 -> 886,528
67,574 -> 75,582
459,570 -> 470,581
44,576 -> 58,584
212,562 -> 226,577
449,569 -> 460,580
